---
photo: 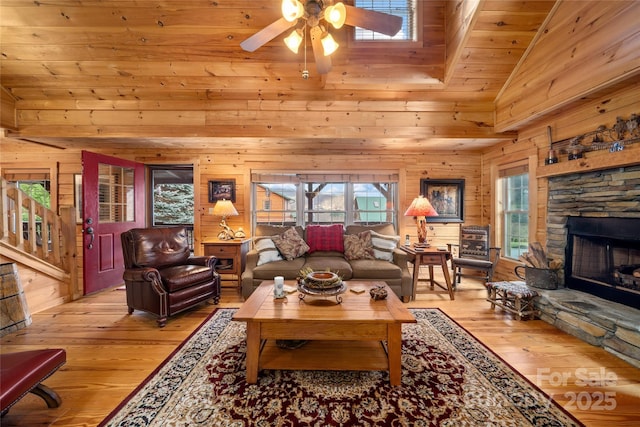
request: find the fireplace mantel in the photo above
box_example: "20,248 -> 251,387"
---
538,143 -> 640,178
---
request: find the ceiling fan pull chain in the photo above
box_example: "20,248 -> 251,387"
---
302,23 -> 309,79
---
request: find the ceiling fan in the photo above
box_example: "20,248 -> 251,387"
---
240,0 -> 403,76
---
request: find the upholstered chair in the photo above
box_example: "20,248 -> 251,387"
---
121,226 -> 220,327
448,225 -> 501,287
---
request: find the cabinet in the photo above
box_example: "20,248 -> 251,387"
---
203,239 -> 251,289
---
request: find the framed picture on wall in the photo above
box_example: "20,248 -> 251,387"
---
208,180 -> 236,203
420,179 -> 464,223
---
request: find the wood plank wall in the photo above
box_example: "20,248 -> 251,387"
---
0,143 -> 482,312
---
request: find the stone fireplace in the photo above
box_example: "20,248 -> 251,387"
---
536,164 -> 640,367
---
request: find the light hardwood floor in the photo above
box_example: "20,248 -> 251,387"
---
2,274 -> 639,426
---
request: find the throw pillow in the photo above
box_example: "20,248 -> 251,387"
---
254,237 -> 284,265
272,227 -> 310,261
305,224 -> 345,253
343,230 -> 375,260
370,230 -> 400,262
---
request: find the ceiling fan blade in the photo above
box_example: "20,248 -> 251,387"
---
344,5 -> 402,37
240,17 -> 296,52
310,26 -> 332,75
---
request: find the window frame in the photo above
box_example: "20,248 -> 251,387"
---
348,0 -> 422,47
250,172 -> 399,234
493,156 -> 537,262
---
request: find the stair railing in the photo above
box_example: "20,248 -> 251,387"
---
0,177 -> 75,272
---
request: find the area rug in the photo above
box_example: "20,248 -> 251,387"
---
100,308 -> 583,426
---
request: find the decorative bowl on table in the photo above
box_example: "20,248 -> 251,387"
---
302,271 -> 342,290
297,271 -> 346,304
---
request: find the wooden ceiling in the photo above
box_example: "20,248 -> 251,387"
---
0,0 -> 558,152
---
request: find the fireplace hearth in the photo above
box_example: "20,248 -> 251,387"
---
566,216 -> 640,309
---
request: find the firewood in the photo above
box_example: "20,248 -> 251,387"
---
519,255 -> 531,266
528,242 -> 549,268
549,259 -> 563,270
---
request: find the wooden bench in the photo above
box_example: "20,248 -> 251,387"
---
0,348 -> 66,416
486,281 -> 539,320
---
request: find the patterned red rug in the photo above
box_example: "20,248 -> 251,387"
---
100,308 -> 583,426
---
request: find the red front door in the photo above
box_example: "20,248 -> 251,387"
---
82,151 -> 145,294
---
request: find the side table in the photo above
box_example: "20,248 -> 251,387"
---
400,245 -> 454,300
204,239 -> 251,289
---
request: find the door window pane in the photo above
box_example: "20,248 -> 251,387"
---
99,164 -> 134,223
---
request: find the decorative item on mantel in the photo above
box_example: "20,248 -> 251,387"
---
404,195 -> 438,246
545,126 -> 559,165
546,113 -> 640,164
212,199 -> 238,240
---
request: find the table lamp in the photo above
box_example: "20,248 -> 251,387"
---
404,195 -> 438,245
212,199 -> 238,240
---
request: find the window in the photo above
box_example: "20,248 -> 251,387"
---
354,0 -> 417,41
17,179 -> 51,243
3,168 -> 55,246
148,165 -> 194,250
499,165 -> 529,260
149,166 -> 194,226
251,173 -> 398,233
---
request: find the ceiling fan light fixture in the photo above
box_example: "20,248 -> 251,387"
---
324,2 -> 346,29
281,0 -> 304,22
321,32 -> 339,56
284,28 -> 304,54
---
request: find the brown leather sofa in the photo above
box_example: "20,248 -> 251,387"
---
121,227 -> 220,327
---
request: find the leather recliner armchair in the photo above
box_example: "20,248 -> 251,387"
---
121,226 -> 220,327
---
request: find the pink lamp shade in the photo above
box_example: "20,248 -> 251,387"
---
404,196 -> 438,244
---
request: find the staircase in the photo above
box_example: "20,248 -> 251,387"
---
0,178 -> 78,312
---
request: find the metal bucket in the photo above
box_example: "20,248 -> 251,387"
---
515,265 -> 558,290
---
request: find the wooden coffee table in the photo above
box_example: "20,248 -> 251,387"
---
233,280 -> 416,386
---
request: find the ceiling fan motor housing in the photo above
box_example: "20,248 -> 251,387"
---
304,0 -> 324,27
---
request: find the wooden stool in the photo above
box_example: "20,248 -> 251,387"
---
486,281 -> 539,320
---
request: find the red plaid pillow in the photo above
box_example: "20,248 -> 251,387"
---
305,224 -> 344,254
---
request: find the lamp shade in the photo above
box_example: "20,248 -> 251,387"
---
321,33 -> 339,56
212,199 -> 239,218
284,29 -> 304,54
325,2 -> 347,29
404,196 -> 438,217
281,0 -> 303,22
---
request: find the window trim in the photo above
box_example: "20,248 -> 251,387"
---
140,156 -> 201,254
2,163 -> 58,211
250,170 -> 400,234
347,0 -> 423,48
492,155 -> 537,262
